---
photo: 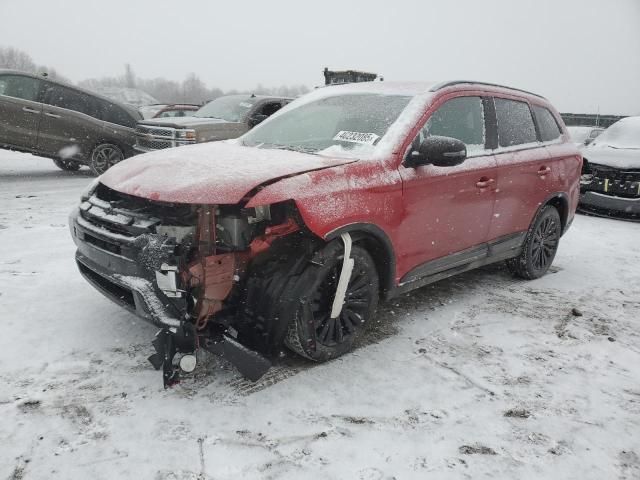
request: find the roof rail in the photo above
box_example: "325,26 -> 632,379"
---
429,80 -> 545,99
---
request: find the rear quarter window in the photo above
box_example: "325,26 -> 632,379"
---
533,105 -> 562,142
45,84 -> 100,118
494,98 -> 538,147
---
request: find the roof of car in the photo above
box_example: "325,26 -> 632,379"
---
319,80 -> 546,100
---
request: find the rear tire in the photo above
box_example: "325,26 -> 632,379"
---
506,205 -> 562,279
284,242 -> 379,362
52,158 -> 81,171
89,143 -> 124,176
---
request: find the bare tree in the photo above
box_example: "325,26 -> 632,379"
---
124,64 -> 136,88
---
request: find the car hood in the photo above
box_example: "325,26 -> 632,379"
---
138,116 -> 233,128
584,145 -> 640,170
99,141 -> 356,204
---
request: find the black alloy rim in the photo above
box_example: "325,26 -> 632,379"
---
309,262 -> 372,347
531,216 -> 559,271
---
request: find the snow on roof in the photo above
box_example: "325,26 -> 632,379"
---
94,87 -> 159,107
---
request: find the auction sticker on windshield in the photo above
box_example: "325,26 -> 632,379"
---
333,131 -> 380,145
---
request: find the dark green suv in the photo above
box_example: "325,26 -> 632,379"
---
0,69 -> 141,175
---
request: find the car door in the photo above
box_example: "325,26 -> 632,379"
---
38,83 -> 102,160
397,95 -> 498,280
488,97 -> 553,240
0,74 -> 44,149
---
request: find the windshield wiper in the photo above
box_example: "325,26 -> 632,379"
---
255,143 -> 318,154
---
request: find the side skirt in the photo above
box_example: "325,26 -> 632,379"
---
386,232 -> 525,299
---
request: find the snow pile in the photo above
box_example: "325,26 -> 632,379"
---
1,150 -> 640,479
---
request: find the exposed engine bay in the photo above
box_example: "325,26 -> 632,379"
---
71,182 -> 303,387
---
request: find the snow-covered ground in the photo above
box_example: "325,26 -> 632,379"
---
1,150 -> 639,480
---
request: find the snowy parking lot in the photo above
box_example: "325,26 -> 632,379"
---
1,150 -> 639,479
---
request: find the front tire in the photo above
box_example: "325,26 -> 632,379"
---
52,158 -> 81,171
284,242 -> 379,362
507,205 -> 562,279
89,143 -> 124,176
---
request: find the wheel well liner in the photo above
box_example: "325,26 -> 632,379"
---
541,193 -> 570,234
325,224 -> 396,295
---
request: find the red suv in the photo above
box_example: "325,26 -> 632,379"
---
70,80 -> 581,386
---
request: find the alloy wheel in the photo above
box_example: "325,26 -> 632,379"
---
531,216 -> 559,271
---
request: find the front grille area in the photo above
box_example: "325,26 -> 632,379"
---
136,125 -> 174,137
135,124 -> 196,151
582,163 -> 640,198
137,137 -> 173,150
79,184 -> 198,242
78,262 -> 136,308
84,232 -> 122,254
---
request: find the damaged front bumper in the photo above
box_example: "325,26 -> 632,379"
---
579,164 -> 640,219
70,206 -> 271,387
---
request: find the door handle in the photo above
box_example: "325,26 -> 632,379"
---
537,166 -> 551,176
44,112 -> 61,119
22,107 -> 39,114
476,178 -> 495,189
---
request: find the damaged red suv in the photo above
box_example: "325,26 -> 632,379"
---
70,81 -> 581,386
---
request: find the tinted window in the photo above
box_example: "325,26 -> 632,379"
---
495,98 -> 537,147
421,96 -> 486,154
45,84 -> 99,117
102,102 -> 137,128
533,105 -> 561,142
0,75 -> 41,101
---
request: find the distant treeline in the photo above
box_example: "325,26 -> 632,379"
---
0,46 -> 310,104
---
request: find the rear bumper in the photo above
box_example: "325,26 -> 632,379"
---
579,191 -> 640,217
70,208 -> 182,327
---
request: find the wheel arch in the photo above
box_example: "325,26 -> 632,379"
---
325,223 -> 396,296
539,192 -> 570,234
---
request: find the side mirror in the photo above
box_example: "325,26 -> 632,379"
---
248,114 -> 268,128
584,137 -> 594,146
406,135 -> 467,167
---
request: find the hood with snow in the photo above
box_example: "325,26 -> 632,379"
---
99,141 -> 355,204
583,144 -> 640,170
583,116 -> 640,170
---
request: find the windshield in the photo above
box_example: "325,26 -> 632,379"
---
139,104 -> 167,119
591,117 -> 640,149
240,93 -> 412,157
193,95 -> 257,122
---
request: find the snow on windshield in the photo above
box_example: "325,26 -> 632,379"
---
591,116 -> 640,149
240,83 -> 435,160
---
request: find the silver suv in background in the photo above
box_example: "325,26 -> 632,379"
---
0,69 -> 141,175
134,94 -> 290,152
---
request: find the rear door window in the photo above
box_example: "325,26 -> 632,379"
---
420,96 -> 486,155
0,75 -> 42,102
494,98 -> 538,147
45,84 -> 100,118
533,105 -> 562,142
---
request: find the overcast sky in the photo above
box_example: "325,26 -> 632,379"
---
1,0 -> 639,114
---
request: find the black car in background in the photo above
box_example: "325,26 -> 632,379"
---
580,116 -> 640,220
0,69 -> 141,175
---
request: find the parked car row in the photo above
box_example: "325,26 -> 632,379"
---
0,69 -> 290,174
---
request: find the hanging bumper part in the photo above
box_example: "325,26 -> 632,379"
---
330,233 -> 354,319
148,323 -> 272,388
